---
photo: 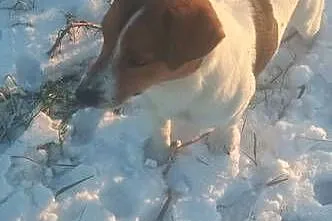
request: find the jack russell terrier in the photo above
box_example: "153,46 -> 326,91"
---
75,0 -> 324,164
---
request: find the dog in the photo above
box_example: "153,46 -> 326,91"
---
75,0 -> 324,164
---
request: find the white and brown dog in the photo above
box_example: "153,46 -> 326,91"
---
75,0 -> 324,164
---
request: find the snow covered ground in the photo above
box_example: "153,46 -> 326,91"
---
0,0 -> 332,220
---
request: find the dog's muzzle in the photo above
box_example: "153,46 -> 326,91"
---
75,87 -> 103,107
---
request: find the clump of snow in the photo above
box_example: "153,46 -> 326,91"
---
15,52 -> 43,91
286,65 -> 314,89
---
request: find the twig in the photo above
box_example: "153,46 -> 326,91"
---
55,175 -> 94,199
240,131 -> 258,166
11,155 -> 78,168
297,85 -> 306,99
295,136 -> 332,143
278,99 -> 291,120
11,22 -> 33,28
195,156 -> 209,166
11,155 -> 40,165
0,6 -> 29,11
177,130 -> 214,150
47,21 -> 101,58
266,173 -> 289,187
241,150 -> 257,166
156,141 -> 184,221
241,113 -> 248,134
253,132 -> 257,164
270,49 -> 296,85
51,163 -> 79,168
78,204 -> 88,221
156,188 -> 174,221
162,130 -> 213,177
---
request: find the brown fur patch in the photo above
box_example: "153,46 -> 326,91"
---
249,0 -> 279,75
162,0 -> 225,69
110,0 -> 225,103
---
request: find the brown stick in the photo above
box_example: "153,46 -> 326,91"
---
156,188 -> 174,221
47,21 -> 101,58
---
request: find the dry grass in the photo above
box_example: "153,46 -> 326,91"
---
0,73 -> 81,143
39,74 -> 83,144
47,16 -> 101,58
0,75 -> 40,142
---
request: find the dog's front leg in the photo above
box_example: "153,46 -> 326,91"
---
143,118 -> 172,166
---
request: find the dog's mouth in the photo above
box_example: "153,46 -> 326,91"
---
74,82 -> 144,112
75,88 -> 107,108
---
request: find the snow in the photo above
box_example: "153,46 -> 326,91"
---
15,52 -> 43,91
0,0 -> 332,221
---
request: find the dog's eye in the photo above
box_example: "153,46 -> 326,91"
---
127,56 -> 149,67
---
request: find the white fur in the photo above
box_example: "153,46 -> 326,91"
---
113,8 -> 145,61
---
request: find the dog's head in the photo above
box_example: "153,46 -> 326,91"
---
75,0 -> 225,108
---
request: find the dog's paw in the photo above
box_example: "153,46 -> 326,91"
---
206,126 -> 241,176
143,137 -> 170,166
205,126 -> 240,155
205,135 -> 233,155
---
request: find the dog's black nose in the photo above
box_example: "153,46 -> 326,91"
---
75,88 -> 101,107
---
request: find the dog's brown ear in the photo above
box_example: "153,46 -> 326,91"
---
163,0 -> 225,70
100,0 -> 144,56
